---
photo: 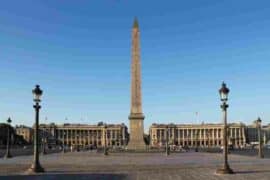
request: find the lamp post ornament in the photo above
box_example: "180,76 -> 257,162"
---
27,85 -> 45,173
216,82 -> 234,174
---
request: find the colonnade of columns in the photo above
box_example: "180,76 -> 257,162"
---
150,125 -> 246,148
56,128 -> 126,147
40,125 -> 127,148
57,129 -> 102,147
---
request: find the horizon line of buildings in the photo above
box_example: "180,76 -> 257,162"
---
1,120 -> 268,149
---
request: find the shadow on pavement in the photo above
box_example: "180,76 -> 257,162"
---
0,173 -> 129,180
235,170 -> 270,174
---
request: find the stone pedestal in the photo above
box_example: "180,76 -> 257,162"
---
127,113 -> 146,150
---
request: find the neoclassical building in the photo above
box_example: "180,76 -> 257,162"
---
246,120 -> 270,145
149,123 -> 246,148
39,122 -> 128,148
15,125 -> 33,144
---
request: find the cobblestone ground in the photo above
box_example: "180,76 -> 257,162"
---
0,152 -> 269,179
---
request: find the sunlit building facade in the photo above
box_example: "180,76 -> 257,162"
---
246,120 -> 270,145
39,122 -> 128,148
15,125 -> 33,144
149,123 -> 247,148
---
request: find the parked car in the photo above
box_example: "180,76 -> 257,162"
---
220,145 -> 234,150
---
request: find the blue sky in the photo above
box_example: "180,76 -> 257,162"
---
0,0 -> 270,131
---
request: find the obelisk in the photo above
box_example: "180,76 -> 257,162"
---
127,18 -> 146,150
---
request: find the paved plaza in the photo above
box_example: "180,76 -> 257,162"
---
0,151 -> 270,179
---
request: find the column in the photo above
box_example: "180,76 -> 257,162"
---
242,127 -> 246,145
76,129 -> 78,146
122,127 -> 125,146
182,129 -> 184,146
190,129 -> 193,146
172,128 -> 175,144
198,128 -> 202,146
212,128 -> 215,146
64,129 -> 66,145
87,130 -> 92,147
178,129 -> 180,145
158,129 -> 161,146
203,128 -> 206,147
67,129 -> 69,146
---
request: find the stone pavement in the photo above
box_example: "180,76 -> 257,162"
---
0,152 -> 270,179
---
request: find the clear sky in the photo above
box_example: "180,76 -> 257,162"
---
0,0 -> 270,131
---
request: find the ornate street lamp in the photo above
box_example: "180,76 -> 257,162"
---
42,130 -> 46,155
195,129 -> 199,152
94,134 -> 97,150
256,117 -> 264,158
165,125 -> 170,156
4,117 -> 12,159
27,85 -> 44,173
42,117 -> 47,155
42,136 -> 47,155
206,129 -> 210,152
119,134 -> 122,148
216,82 -> 233,174
62,131 -> 66,154
104,125 -> 108,155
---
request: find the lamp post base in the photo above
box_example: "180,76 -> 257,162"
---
258,153 -> 264,159
104,148 -> 108,156
216,166 -> 234,174
4,153 -> 12,159
165,149 -> 170,156
27,163 -> 45,173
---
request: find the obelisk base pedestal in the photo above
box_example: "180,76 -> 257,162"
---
127,113 -> 146,151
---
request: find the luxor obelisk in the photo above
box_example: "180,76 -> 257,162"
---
127,18 -> 146,150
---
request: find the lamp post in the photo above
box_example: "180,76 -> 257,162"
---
4,117 -> 12,159
62,131 -> 66,154
206,129 -> 210,152
256,117 -> 264,158
119,134 -> 122,148
165,125 -> 170,156
42,117 -> 47,155
104,125 -> 108,155
42,136 -> 47,155
27,85 -> 44,173
216,82 -> 233,174
195,129 -> 199,152
93,133 -> 96,150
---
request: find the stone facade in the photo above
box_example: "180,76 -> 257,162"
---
149,123 -> 246,148
15,125 -> 33,144
246,120 -> 270,145
128,18 -> 146,150
39,122 -> 128,149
